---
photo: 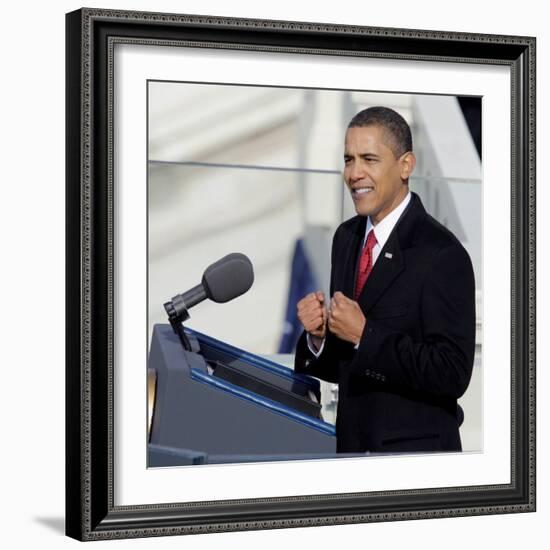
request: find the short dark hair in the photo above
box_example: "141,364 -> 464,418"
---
348,106 -> 413,157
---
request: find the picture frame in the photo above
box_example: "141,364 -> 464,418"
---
65,7 -> 536,541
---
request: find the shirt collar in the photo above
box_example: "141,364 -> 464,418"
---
364,191 -> 411,249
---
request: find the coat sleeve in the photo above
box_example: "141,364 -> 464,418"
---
352,243 -> 476,399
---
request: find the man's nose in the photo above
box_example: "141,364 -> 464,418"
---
349,162 -> 365,182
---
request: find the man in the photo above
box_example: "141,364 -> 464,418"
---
294,106 -> 476,454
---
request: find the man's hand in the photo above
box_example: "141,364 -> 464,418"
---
328,291 -> 366,345
297,291 -> 328,348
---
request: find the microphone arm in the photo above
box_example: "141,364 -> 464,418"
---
164,284 -> 207,323
164,286 -> 206,351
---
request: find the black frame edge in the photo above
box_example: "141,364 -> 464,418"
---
65,8 -> 85,542
518,36 -> 536,512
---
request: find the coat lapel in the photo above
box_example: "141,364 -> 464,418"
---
342,217 -> 365,299
357,230 -> 404,313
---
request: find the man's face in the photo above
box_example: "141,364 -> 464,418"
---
343,125 -> 413,225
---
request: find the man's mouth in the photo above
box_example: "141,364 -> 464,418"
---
352,186 -> 374,197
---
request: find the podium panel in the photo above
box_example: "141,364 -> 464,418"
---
148,324 -> 337,465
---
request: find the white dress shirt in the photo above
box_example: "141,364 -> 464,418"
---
306,191 -> 411,356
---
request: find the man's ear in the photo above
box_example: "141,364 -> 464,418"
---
400,152 -> 416,180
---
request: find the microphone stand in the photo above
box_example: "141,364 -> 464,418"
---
164,293 -> 193,352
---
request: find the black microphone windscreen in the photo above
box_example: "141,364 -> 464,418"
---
202,253 -> 254,303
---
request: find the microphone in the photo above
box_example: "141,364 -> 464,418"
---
164,253 -> 254,323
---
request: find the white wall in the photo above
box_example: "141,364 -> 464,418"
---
1,1 -> 546,549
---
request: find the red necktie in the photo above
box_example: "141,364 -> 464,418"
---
354,230 -> 377,300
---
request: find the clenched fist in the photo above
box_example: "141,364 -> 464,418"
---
328,291 -> 366,345
297,291 -> 328,347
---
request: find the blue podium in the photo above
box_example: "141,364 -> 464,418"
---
148,324 -> 337,466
